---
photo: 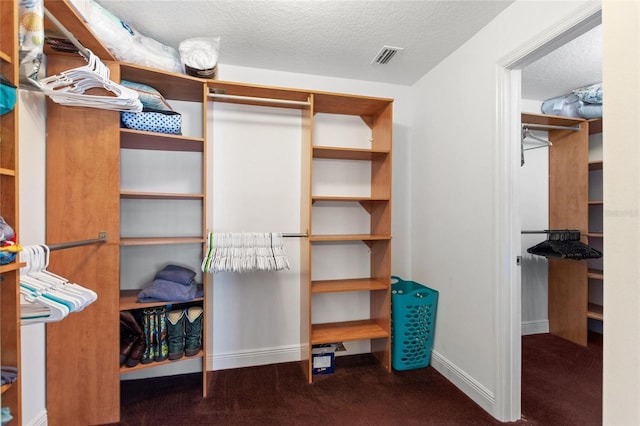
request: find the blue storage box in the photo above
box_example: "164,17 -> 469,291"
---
311,345 -> 336,375
391,276 -> 439,371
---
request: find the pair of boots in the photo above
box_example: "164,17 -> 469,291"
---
141,307 -> 169,364
120,311 -> 145,367
120,307 -> 169,367
166,306 -> 203,360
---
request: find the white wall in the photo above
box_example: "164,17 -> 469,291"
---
602,1 -> 640,424
18,90 -> 48,425
409,0 -> 597,420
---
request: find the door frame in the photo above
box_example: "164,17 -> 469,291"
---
495,4 -> 602,421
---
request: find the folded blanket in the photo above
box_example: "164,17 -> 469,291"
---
154,264 -> 196,286
137,278 -> 197,303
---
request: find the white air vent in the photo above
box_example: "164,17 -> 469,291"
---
371,45 -> 404,65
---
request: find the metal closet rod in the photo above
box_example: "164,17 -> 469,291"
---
521,123 -> 581,131
521,229 -> 580,235
49,232 -> 108,251
208,92 -> 311,107
282,233 -> 309,238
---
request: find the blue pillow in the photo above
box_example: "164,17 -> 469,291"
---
120,80 -> 173,111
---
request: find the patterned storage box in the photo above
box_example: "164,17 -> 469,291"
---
121,108 -> 182,135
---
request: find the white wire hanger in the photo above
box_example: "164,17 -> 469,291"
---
522,127 -> 553,151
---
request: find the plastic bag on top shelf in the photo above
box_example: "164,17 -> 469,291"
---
82,0 -> 183,74
179,37 -> 220,79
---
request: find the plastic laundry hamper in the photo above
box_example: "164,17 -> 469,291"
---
391,275 -> 439,371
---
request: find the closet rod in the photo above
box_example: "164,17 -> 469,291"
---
208,93 -> 311,107
521,123 -> 581,131
49,232 -> 107,251
521,229 -> 580,235
282,233 -> 309,238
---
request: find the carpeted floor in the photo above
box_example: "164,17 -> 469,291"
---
117,332 -> 602,425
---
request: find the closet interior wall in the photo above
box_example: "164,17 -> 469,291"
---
42,3 -> 393,423
521,112 -> 603,346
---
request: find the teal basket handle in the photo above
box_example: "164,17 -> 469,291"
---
391,275 -> 403,284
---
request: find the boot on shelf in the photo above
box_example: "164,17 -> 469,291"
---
155,306 -> 169,362
141,308 -> 157,364
121,311 -> 145,368
167,309 -> 186,360
185,306 -> 203,357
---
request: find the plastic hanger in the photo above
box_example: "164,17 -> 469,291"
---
30,49 -> 142,112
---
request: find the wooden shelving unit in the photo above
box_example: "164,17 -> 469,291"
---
587,118 -> 604,330
0,0 -> 22,423
522,113 -> 603,346
305,95 -> 393,382
41,1 -> 395,421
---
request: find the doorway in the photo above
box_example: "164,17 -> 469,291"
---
495,4 -> 602,421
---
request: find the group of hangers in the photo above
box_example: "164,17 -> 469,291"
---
19,245 -> 97,324
29,48 -> 142,112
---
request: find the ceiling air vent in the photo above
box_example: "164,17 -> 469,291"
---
371,45 -> 404,65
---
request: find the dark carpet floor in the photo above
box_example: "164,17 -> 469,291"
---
116,332 -> 602,425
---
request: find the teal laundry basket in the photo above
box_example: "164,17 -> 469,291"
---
391,276 -> 438,371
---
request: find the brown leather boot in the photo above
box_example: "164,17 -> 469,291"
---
121,311 -> 145,367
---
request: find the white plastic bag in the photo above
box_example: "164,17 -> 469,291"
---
179,37 -> 220,78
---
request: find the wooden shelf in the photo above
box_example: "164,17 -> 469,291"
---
1,382 -> 12,394
588,118 -> 603,135
589,200 -> 603,205
119,289 -> 203,311
587,303 -> 603,321
0,50 -> 11,63
312,278 -> 388,294
121,63 -> 206,102
0,262 -> 25,274
120,237 -> 204,246
120,129 -> 205,152
312,196 -> 389,202
587,269 -> 604,280
0,167 -> 16,177
313,146 -> 389,161
120,191 -> 204,200
311,320 -> 389,345
589,161 -> 603,171
120,350 -> 203,374
587,233 -> 603,239
521,112 -> 585,128
310,234 -> 391,242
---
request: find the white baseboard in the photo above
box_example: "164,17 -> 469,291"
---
26,409 -> 47,426
521,320 -> 549,336
430,349 -> 496,414
207,341 -> 371,371
209,344 -> 303,370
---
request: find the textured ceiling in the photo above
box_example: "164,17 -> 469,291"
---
521,25 -> 602,101
95,0 -> 513,86
90,1 -> 600,95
